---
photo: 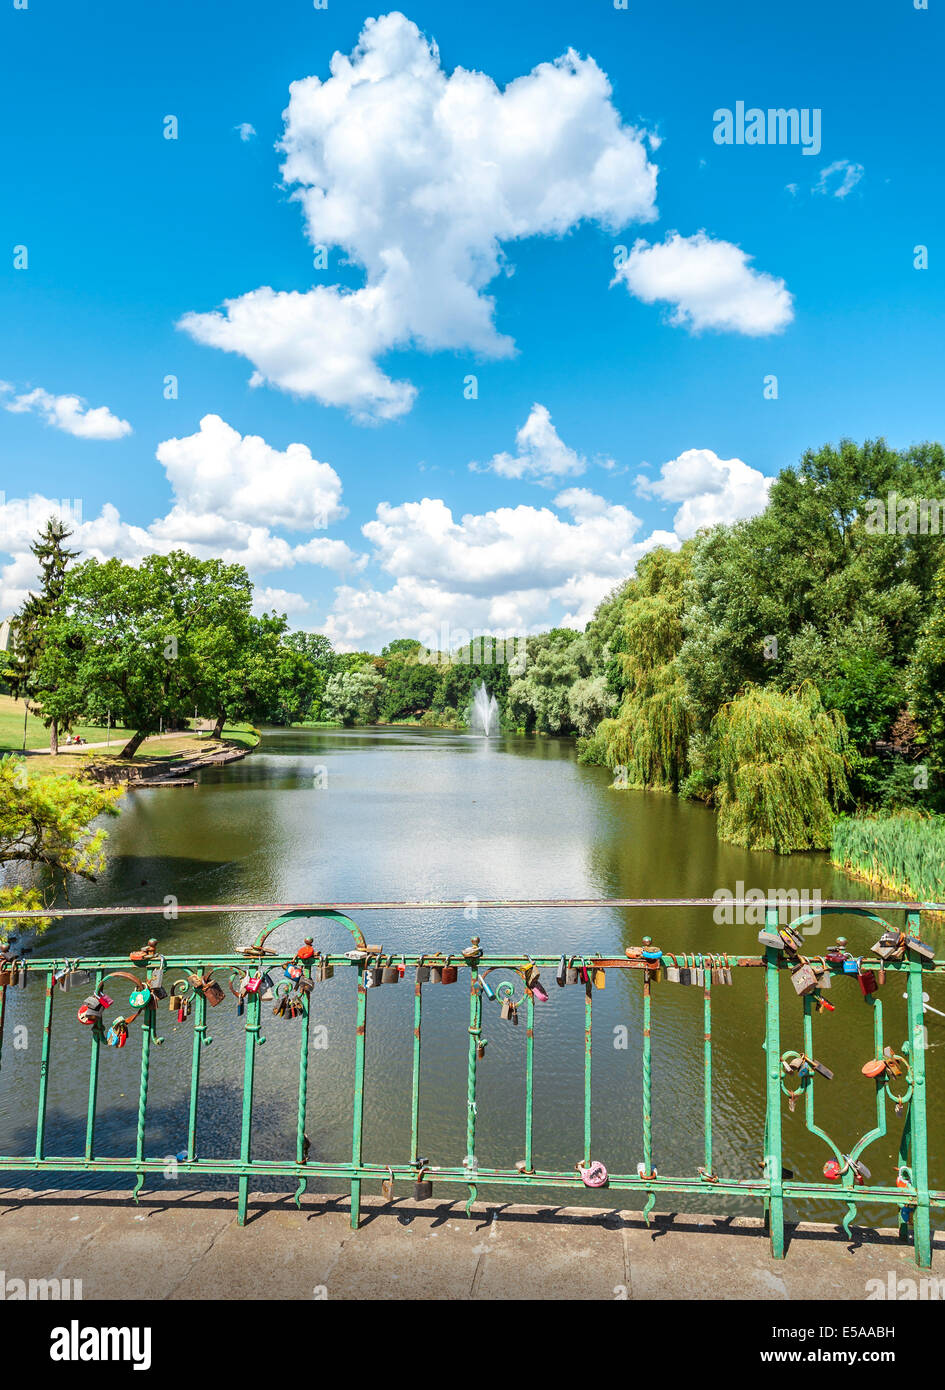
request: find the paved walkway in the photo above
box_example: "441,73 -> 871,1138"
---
0,1189 -> 937,1300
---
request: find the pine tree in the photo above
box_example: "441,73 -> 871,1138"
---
9,517 -> 79,755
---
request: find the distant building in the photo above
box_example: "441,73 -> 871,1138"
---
0,618 -> 12,653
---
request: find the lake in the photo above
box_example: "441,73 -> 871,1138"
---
2,725 -> 941,1219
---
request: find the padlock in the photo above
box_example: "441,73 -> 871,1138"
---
429,965 -> 443,984
441,963 -> 458,985
566,964 -> 581,985
823,1160 -> 841,1180
906,935 -> 935,961
593,968 -> 606,990
861,1057 -> 886,1078
414,1172 -> 433,1201
556,955 -> 567,988
244,974 -> 263,994
381,963 -> 400,984
807,1057 -> 834,1080
295,939 -> 316,962
757,932 -> 783,951
532,982 -> 549,1003
415,963 -> 431,983
858,968 -> 879,997
478,973 -> 496,1000
318,962 -> 335,982
169,990 -> 183,1012
106,1018 -> 129,1048
381,1167 -> 395,1201
577,1159 -> 608,1188
284,963 -> 303,983
476,1039 -> 488,1060
790,961 -> 819,995
0,966 -> 15,988
296,974 -> 314,995
842,957 -> 860,974
500,999 -> 512,1021
128,987 -> 151,1009
523,962 -> 541,988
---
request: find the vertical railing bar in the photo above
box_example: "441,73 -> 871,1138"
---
411,972 -> 422,1166
84,969 -> 103,1161
641,969 -> 652,1177
465,964 -> 480,1194
132,991 -> 153,1201
524,989 -> 535,1174
906,910 -> 931,1268
703,960 -> 713,1175
236,983 -> 261,1226
296,970 -> 312,1165
350,963 -> 367,1230
763,906 -> 785,1258
35,969 -> 54,1161
187,987 -> 207,1161
583,970 -> 592,1167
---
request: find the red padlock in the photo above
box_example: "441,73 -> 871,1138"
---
823,1160 -> 841,1180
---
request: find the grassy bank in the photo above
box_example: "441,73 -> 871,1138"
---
831,812 -> 945,903
0,692 -> 135,751
16,725 -> 259,777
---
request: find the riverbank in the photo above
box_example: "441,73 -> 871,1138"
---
831,812 -> 945,912
9,726 -> 259,782
0,1188 -> 934,1300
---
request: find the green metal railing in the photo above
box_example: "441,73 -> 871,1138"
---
0,898 -> 942,1265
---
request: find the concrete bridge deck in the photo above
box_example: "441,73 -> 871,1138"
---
0,1188 -> 938,1300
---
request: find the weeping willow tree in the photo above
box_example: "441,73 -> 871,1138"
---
712,683 -> 850,852
597,546 -> 694,790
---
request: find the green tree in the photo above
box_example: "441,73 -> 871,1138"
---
594,546 -> 694,788
52,551 -> 257,758
0,757 -> 120,931
8,517 -> 80,755
908,553 -> 945,773
711,684 -> 849,852
324,665 -> 386,725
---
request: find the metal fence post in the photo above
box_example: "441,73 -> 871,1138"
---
763,907 -> 785,1259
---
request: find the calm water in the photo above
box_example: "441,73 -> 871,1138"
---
2,725 -> 942,1219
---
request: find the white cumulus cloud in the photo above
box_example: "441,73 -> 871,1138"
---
614,231 -> 794,335
471,403 -> 588,484
1,383 -> 132,440
235,122 -> 257,142
180,11 -> 659,420
322,490 -> 677,650
636,447 -> 773,537
0,417 -> 364,615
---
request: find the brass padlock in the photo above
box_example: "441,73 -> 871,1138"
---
414,1171 -> 433,1201
0,966 -> 15,988
593,968 -> 606,990
381,1166 -> 395,1201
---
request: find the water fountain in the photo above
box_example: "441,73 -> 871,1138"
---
469,681 -> 499,736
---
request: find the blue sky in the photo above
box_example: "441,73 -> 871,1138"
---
1,0 -> 941,650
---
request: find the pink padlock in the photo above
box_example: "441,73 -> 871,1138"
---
244,975 -> 262,994
532,983 -> 549,1003
578,1159 -> 609,1188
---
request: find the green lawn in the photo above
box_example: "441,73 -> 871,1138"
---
0,693 -> 135,751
